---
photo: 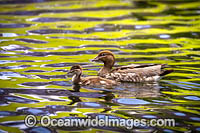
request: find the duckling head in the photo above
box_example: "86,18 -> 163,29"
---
67,65 -> 82,77
92,50 -> 115,68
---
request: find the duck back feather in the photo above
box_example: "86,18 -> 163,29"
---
104,65 -> 173,82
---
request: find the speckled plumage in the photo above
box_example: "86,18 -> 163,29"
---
92,50 -> 173,82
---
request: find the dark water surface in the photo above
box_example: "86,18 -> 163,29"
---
0,0 -> 200,132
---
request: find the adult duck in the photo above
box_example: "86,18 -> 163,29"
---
67,65 -> 119,87
92,50 -> 173,82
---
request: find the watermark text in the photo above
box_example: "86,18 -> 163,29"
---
25,115 -> 175,129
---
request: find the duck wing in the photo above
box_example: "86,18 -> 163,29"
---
107,65 -> 173,82
81,76 -> 98,85
111,63 -> 161,73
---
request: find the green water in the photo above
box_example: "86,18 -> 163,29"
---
0,0 -> 200,132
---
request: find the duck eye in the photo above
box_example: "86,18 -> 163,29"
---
101,53 -> 105,56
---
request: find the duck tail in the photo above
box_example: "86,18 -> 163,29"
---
160,69 -> 174,76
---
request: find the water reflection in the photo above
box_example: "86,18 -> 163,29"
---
116,82 -> 160,98
68,85 -> 81,105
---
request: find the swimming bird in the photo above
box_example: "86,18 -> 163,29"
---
92,50 -> 173,82
67,65 -> 119,87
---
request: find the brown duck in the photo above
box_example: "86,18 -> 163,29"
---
67,65 -> 119,87
92,50 -> 173,82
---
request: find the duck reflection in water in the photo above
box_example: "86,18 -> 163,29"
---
68,82 -> 160,107
68,85 -> 82,105
115,82 -> 160,98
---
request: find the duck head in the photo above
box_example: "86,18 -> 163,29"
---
92,50 -> 115,69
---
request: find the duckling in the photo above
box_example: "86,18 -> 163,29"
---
67,65 -> 119,87
92,50 -> 173,82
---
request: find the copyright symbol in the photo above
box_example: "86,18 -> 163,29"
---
24,115 -> 37,127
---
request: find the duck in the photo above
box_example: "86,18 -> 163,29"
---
92,50 -> 173,82
67,65 -> 119,87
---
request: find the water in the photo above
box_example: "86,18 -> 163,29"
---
0,0 -> 200,132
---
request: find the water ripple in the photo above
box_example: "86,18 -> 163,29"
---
0,0 -> 200,132
0,23 -> 32,28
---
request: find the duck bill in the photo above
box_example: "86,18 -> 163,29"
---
91,56 -> 100,62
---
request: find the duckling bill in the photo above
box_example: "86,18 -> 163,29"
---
67,65 -> 119,87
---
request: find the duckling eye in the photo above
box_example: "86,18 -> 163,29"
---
72,66 -> 79,69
